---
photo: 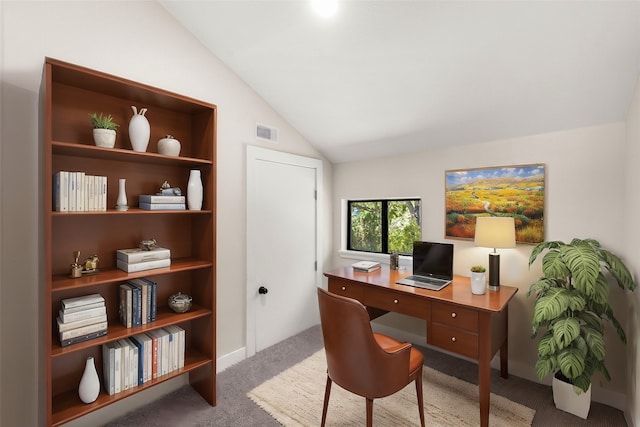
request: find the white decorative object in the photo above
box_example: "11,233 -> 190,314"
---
129,106 -> 150,152
78,356 -> 100,404
187,169 -> 203,210
92,129 -> 116,148
552,375 -> 591,419
470,272 -> 486,295
116,178 -> 128,211
157,135 -> 181,156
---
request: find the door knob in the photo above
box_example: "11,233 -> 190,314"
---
258,286 -> 269,295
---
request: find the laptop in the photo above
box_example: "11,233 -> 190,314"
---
396,241 -> 454,291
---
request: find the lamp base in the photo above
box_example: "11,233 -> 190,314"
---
488,252 -> 500,291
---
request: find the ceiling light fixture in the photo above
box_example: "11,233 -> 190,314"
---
311,0 -> 338,18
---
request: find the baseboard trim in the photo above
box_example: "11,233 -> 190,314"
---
217,346 -> 247,373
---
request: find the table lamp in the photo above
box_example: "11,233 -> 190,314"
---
474,217 -> 516,291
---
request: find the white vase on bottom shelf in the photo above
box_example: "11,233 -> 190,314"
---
78,356 -> 100,404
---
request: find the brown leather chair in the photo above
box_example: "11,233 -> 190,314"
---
317,287 -> 425,427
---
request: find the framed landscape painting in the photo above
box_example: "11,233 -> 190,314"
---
445,164 -> 545,244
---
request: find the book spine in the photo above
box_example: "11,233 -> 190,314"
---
61,293 -> 105,309
58,306 -> 107,323
138,203 -> 186,210
61,301 -> 105,314
59,329 -> 107,347
138,195 -> 186,204
117,258 -> 171,273
59,321 -> 108,340
57,314 -> 107,332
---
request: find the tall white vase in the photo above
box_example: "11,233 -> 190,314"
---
78,356 -> 100,404
187,169 -> 203,210
129,106 -> 150,152
116,178 -> 128,211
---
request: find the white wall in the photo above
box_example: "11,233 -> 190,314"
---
0,2 -> 332,426
624,74 -> 640,427
332,122 -> 633,410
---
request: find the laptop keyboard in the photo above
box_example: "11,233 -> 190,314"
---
408,275 -> 446,286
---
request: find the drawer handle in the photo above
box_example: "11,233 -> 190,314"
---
451,337 -> 456,342
393,299 -> 399,304
342,286 -> 346,291
451,312 -> 457,318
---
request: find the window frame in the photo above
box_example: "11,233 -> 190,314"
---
346,198 -> 422,255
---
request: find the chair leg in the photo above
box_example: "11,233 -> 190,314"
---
321,376 -> 332,427
366,398 -> 374,427
415,372 -> 425,427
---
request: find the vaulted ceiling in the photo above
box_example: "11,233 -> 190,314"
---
160,1 -> 640,163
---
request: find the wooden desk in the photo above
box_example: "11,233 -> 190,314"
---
324,266 -> 518,427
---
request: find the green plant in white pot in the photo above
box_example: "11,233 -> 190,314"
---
527,238 -> 636,418
89,112 -> 119,148
470,265 -> 487,295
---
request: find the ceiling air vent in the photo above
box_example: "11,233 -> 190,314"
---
256,123 -> 279,143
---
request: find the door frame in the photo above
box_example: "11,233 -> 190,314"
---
246,145 -> 323,357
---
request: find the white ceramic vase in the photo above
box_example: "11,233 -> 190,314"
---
187,169 -> 203,210
93,129 -> 116,148
157,135 -> 181,156
129,106 -> 150,152
116,178 -> 128,211
78,356 -> 100,404
470,272 -> 486,295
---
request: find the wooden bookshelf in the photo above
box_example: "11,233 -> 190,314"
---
43,57 -> 216,426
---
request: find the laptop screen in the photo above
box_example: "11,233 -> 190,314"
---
412,241 -> 454,280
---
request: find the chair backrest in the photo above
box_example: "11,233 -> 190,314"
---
317,287 -> 411,399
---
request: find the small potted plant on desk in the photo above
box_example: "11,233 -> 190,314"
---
470,265 -> 486,295
527,238 -> 636,419
89,112 -> 119,148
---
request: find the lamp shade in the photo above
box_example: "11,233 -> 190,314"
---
474,217 -> 516,249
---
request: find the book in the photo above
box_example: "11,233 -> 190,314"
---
128,278 -> 152,324
119,284 -> 133,327
62,300 -> 104,314
59,321 -> 108,341
53,171 -> 69,212
57,314 -> 107,332
59,329 -> 107,347
58,305 -> 106,323
116,247 -> 171,264
139,278 -> 158,321
61,293 -> 104,310
352,261 -> 381,272
138,195 -> 186,204
117,258 -> 171,273
138,203 -> 186,210
102,342 -> 115,395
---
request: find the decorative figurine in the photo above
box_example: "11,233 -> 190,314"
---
83,255 -> 99,273
70,250 -> 82,278
168,292 -> 192,313
159,180 -> 182,196
139,239 -> 158,251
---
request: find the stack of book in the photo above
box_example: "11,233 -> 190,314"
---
116,246 -> 171,273
53,170 -> 107,212
58,294 -> 108,347
352,261 -> 381,273
118,277 -> 158,327
102,326 -> 185,395
138,194 -> 185,210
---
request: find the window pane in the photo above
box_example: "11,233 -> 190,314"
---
388,200 -> 421,254
349,201 -> 382,252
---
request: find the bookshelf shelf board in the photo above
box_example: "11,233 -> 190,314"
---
51,305 -> 211,357
51,349 -> 211,427
52,141 -> 213,166
51,259 -> 213,292
52,208 -> 213,216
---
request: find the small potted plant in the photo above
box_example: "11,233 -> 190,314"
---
470,265 -> 486,295
527,238 -> 636,418
89,113 -> 119,148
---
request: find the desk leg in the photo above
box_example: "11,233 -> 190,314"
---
478,314 -> 491,427
500,309 -> 509,379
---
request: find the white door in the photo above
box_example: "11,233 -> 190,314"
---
246,146 -> 323,357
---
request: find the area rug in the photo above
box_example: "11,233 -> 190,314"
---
248,350 -> 535,426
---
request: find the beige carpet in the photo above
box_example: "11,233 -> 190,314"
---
248,350 -> 535,426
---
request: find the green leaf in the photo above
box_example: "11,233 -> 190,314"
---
599,248 -> 637,291
541,250 -> 570,279
532,288 -> 570,323
537,332 -> 557,357
561,243 -> 599,291
589,274 -> 610,305
552,317 -> 581,348
581,325 -> 605,361
535,356 -> 556,380
558,346 -> 585,379
529,241 -> 562,267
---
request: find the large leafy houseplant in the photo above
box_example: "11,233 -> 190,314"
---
527,238 -> 636,394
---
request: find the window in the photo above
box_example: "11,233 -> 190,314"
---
347,199 -> 421,255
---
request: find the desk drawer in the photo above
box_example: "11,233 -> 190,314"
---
430,324 -> 478,359
328,280 -> 364,302
432,302 -> 478,332
364,288 -> 429,319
